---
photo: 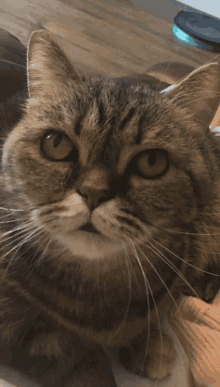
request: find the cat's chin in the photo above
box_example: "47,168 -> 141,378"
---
57,230 -> 125,259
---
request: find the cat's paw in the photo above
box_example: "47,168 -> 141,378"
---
203,277 -> 220,303
118,331 -> 175,380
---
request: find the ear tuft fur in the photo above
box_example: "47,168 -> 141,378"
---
166,62 -> 220,129
27,29 -> 82,98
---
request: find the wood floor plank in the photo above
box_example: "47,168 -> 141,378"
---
0,0 -> 219,78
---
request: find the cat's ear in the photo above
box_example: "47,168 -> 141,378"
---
166,62 -> 220,130
27,29 -> 82,98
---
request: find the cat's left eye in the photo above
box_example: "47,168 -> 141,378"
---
135,149 -> 168,178
40,131 -> 75,161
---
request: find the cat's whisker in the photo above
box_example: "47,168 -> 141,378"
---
0,224 -> 42,260
0,207 -> 25,212
170,91 -> 220,111
150,221 -> 220,237
134,238 -> 190,370
153,238 -> 220,277
194,246 -> 220,253
127,237 -> 159,378
0,211 -> 13,217
126,230 -> 194,342
144,226 -> 220,289
162,52 -> 220,94
0,230 -> 36,254
0,213 -> 28,222
169,53 -> 220,86
0,226 -> 43,274
183,100 -> 220,113
35,235 -> 52,266
126,239 -> 151,337
26,234 -> 50,278
5,226 -> 43,257
168,89 -> 220,99
155,46 -> 181,93
158,234 -> 220,247
0,220 -> 32,233
2,246 -> 22,278
175,90 -> 220,98
0,233 -> 33,253
109,241 -> 132,341
0,222 -> 37,245
125,231 -> 185,319
0,218 -> 28,224
17,227 -> 45,255
203,53 -> 220,66
147,240 -> 200,299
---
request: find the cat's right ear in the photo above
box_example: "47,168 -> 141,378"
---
165,62 -> 220,131
27,29 -> 83,98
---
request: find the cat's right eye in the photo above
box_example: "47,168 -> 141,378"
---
40,130 -> 75,161
134,149 -> 169,178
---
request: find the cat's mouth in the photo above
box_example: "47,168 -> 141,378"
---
78,222 -> 100,234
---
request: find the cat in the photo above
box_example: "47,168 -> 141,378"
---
0,28 -> 220,387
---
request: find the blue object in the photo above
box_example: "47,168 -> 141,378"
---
173,11 -> 220,53
172,25 -> 197,46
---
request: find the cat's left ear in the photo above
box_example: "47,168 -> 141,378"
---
27,29 -> 82,98
165,62 -> 220,130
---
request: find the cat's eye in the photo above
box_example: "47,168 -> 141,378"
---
40,131 -> 75,161
135,149 -> 168,178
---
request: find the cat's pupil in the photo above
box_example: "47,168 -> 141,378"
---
53,133 -> 63,148
148,151 -> 157,167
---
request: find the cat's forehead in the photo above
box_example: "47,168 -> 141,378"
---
72,78 -> 163,167
85,77 -> 158,114
75,79 -> 163,142
73,79 -> 180,162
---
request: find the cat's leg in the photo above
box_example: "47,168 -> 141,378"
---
0,331 -> 117,387
118,326 -> 175,380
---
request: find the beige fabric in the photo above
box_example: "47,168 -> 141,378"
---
210,106 -> 220,130
169,291 -> 220,386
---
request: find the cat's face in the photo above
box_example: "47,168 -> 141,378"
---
2,30 -> 220,268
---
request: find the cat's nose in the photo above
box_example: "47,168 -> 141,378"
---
78,186 -> 109,211
76,168 -> 112,211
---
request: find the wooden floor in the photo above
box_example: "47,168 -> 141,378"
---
0,0 -> 219,79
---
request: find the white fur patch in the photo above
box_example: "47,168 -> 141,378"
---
58,231 -> 124,259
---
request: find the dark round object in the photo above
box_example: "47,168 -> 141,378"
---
174,11 -> 220,53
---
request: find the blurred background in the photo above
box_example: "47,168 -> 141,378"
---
1,0 -> 219,79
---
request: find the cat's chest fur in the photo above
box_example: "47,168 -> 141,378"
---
0,232 -> 183,347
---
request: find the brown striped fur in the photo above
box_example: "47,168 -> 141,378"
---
1,29 -> 220,385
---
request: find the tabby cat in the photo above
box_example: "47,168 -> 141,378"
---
0,29 -> 220,386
